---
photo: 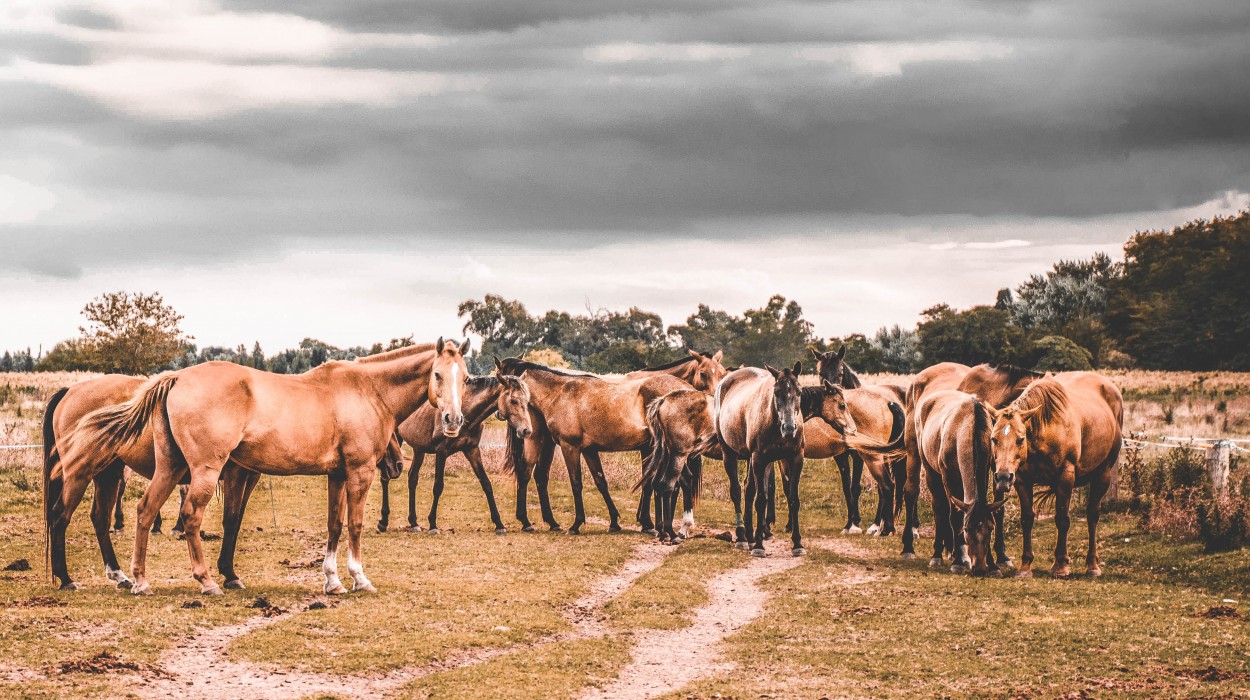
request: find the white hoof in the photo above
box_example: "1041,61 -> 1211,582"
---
132,582 -> 152,596
843,525 -> 863,535
866,524 -> 880,535
354,581 -> 377,593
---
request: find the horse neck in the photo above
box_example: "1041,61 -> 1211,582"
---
358,349 -> 437,423
516,369 -> 569,420
799,386 -> 823,420
461,378 -> 502,428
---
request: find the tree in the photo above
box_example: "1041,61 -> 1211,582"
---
668,304 -> 745,363
1030,335 -> 1093,371
1011,252 -> 1118,364
917,304 -> 1025,366
1106,212 -> 1250,370
78,291 -> 192,374
36,339 -> 96,372
825,333 -> 886,373
730,295 -> 815,369
873,325 -> 922,373
458,295 -> 539,371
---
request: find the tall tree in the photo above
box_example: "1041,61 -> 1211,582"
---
79,291 -> 191,375
1011,252 -> 1118,364
917,304 -> 1025,366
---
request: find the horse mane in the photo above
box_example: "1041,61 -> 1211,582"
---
799,386 -> 828,418
355,343 -> 437,364
467,375 -> 497,390
984,363 -> 1044,385
840,363 -> 865,389
638,355 -> 699,371
1010,377 -> 1068,429
498,359 -> 588,378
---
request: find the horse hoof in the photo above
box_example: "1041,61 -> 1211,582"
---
642,528 -> 658,536
751,548 -> 768,558
1015,569 -> 1033,579
987,569 -> 1003,579
608,523 -> 622,533
132,583 -> 153,596
900,552 -> 916,560
951,564 -> 968,575
59,581 -> 79,591
548,524 -> 564,533
495,528 -> 507,536
928,557 -> 944,568
326,584 -> 348,595
843,525 -> 862,535
376,523 -> 388,534
522,525 -> 536,533
997,557 -> 1014,568
1052,569 -> 1071,579
406,525 -> 423,533
567,528 -> 582,536
223,579 -> 246,590
354,582 -> 377,593
202,585 -> 224,597
427,528 -> 441,535
116,579 -> 133,590
735,542 -> 750,551
1087,567 -> 1103,578
792,547 -> 807,557
763,532 -> 773,541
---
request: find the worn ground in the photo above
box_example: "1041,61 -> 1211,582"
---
1,372 -> 1248,699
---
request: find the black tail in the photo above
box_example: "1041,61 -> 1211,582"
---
848,401 -> 907,457
502,424 -> 524,478
971,399 -> 991,506
891,457 -> 906,516
42,387 -> 68,580
636,398 -> 671,492
686,454 -> 703,507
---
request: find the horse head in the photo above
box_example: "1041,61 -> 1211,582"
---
805,379 -> 856,436
989,404 -> 1040,497
811,345 -> 847,387
493,360 -> 534,439
950,497 -> 1004,575
430,337 -> 471,438
765,361 -> 803,440
686,349 -> 728,393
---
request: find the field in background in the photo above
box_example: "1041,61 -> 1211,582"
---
1,370 -> 1248,698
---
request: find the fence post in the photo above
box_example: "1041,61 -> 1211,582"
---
1206,439 -> 1231,499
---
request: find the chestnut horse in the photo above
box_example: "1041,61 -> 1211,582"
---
914,390 -> 1004,576
637,388 -> 718,543
716,363 -> 857,557
989,373 -> 1123,578
377,367 -> 533,535
57,340 -> 469,596
499,358 -> 688,534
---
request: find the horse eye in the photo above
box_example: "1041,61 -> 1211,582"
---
1016,437 -> 1024,446
511,398 -> 519,405
433,372 -> 442,381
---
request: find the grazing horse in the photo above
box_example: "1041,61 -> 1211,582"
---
637,389 -> 718,543
899,362 -> 1041,559
716,363 -> 856,557
56,340 -> 470,596
377,368 -> 533,535
813,348 -> 910,535
914,390 -> 1004,576
498,358 -> 688,534
43,376 -> 261,591
989,373 -> 1123,578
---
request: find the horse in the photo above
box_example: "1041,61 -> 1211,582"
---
377,366 -> 533,535
813,348 -> 909,535
898,362 -> 1041,559
54,339 -> 470,596
914,390 -> 1004,576
498,358 -> 689,534
43,375 -> 261,591
989,373 -> 1123,578
637,389 -> 718,543
716,363 -> 858,557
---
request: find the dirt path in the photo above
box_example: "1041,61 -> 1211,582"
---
579,538 -> 806,700
134,540 -> 676,700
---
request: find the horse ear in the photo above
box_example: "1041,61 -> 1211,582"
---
792,360 -> 802,376
822,379 -> 841,394
493,355 -> 504,374
949,496 -> 973,513
764,364 -> 780,378
712,350 -> 723,363
810,348 -> 822,361
988,499 -> 1006,512
436,336 -> 445,353
459,338 -> 471,355
836,344 -> 846,360
687,349 -> 701,360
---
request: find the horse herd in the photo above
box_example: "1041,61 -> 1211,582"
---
39,339 -> 1123,596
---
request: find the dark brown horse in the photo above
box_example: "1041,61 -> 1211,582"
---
989,373 -> 1123,577
637,389 -> 718,543
377,367 -> 533,535
716,363 -> 856,557
499,358 -> 688,534
914,390 -> 1003,576
56,340 -> 469,596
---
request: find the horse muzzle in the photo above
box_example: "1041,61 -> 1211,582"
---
994,472 -> 1015,494
780,422 -> 799,440
514,426 -> 533,439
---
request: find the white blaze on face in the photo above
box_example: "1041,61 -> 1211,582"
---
1002,425 -> 1010,436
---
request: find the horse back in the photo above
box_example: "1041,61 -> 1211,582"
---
56,374 -> 155,476
715,368 -> 775,454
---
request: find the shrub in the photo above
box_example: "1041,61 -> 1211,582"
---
1030,335 -> 1093,371
1195,496 -> 1250,552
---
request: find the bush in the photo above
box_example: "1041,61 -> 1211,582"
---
1030,335 -> 1093,371
523,347 -> 570,369
1196,496 -> 1250,552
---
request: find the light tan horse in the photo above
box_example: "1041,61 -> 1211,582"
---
989,373 -> 1123,578
43,376 -> 260,591
59,340 -> 470,596
499,358 -> 688,534
915,390 -> 1004,577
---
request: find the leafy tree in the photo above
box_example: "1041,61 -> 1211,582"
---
1011,252 -> 1117,364
917,304 -> 1024,366
79,291 -> 192,374
37,340 -> 96,372
668,304 -> 745,362
825,333 -> 886,373
1106,212 -> 1250,370
524,347 -> 570,368
873,325 -> 922,373
459,295 -> 540,371
1030,335 -> 1093,371
730,295 -> 815,368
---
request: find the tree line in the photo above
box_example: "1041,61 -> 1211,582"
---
4,211 -> 1247,376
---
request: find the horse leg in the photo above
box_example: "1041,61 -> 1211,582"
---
834,453 -> 858,534
560,444 -> 587,534
925,469 -> 950,568
535,441 -> 562,532
1085,468 -> 1112,577
48,459 -> 100,590
513,450 -> 534,532
850,452 -> 864,529
900,430 -> 922,559
724,454 -> 746,548
179,464 -> 226,596
111,469 -> 126,533
170,485 -> 189,536
637,447 -> 657,535
742,458 -> 757,554
872,457 -> 896,536
651,458 -> 671,543
323,474 -> 348,594
130,460 -> 188,596
764,465 -> 776,539
948,494 -> 969,575
993,506 -> 1011,568
787,455 -> 806,557
427,454 -> 447,533
91,463 -> 131,589
582,449 -> 621,532
343,465 -> 377,592
749,455 -> 770,556
1015,482 -> 1035,578
466,447 -> 506,535
407,452 -> 425,532
1051,473 -> 1075,578
218,464 -> 260,590
377,476 -> 392,533
677,455 -> 700,539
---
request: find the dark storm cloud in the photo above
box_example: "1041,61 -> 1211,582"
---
3,0 -> 1250,276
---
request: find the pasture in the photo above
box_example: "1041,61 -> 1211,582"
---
1,370 -> 1248,699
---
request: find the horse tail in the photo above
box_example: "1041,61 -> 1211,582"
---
81,375 -> 177,454
687,454 -> 703,507
891,457 -> 906,516
971,398 -> 991,505
846,401 -> 907,458
637,397 -> 670,492
502,424 -> 522,478
42,387 -> 68,580
1032,486 -> 1057,514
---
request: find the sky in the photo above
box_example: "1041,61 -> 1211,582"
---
2,0 -> 1249,353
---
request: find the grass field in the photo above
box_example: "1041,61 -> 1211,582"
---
1,370 -> 1248,699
